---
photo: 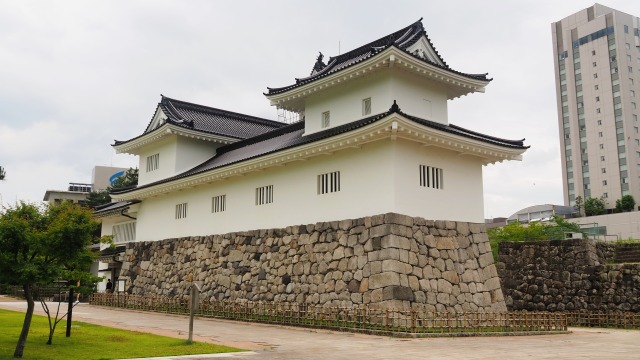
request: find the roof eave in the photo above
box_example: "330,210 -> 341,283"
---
265,47 -> 491,111
113,123 -> 241,155
112,114 -> 525,201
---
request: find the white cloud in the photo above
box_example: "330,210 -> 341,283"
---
0,0 -> 635,215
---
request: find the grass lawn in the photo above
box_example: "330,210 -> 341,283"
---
0,308 -> 242,359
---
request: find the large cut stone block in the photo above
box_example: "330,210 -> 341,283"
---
369,272 -> 400,289
383,285 -> 415,301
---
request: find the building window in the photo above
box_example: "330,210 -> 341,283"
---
592,50 -> 596,56
597,120 -> 602,125
598,132 -> 603,137
256,185 -> 273,205
634,114 -> 638,122
595,84 -> 599,90
596,108 -> 601,113
626,43 -> 631,50
419,165 -> 444,189
175,203 -> 188,219
146,153 -> 159,172
601,156 -> 605,161
112,221 -> 136,244
362,98 -> 371,116
593,62 -> 597,67
632,90 -> 636,97
594,73 -> 598,78
602,168 -> 606,173
596,96 -> 600,102
603,193 -> 608,198
630,67 -> 633,73
600,144 -> 604,149
603,180 -> 607,186
317,171 -> 341,194
624,25 -> 629,34
211,195 -> 226,213
321,111 -> 330,128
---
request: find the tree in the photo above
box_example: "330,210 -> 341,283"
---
488,216 -> 584,260
110,167 -> 138,190
584,196 -> 606,216
85,190 -> 111,209
615,195 -> 636,213
0,166 -> 6,180
84,168 -> 138,209
574,195 -> 584,216
0,201 -> 101,357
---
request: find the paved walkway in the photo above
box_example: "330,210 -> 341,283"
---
1,298 -> 639,359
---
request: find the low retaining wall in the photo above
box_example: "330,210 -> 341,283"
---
498,239 -> 640,312
119,213 -> 507,312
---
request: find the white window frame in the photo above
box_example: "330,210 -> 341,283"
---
321,111 -> 330,128
175,202 -> 188,219
419,165 -> 444,189
256,185 -> 273,205
112,221 -> 136,244
362,98 -> 371,116
318,171 -> 341,194
212,194 -> 226,213
146,153 -> 159,172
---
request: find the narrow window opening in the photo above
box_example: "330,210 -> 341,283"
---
419,165 -> 444,189
362,98 -> 371,116
146,153 -> 159,172
318,171 -> 341,194
175,203 -> 188,219
212,195 -> 226,213
321,111 -> 330,128
256,185 -> 273,205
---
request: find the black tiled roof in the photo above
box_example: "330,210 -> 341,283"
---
94,200 -> 140,215
99,245 -> 126,257
112,102 -> 527,195
266,19 -> 490,96
113,96 -> 285,146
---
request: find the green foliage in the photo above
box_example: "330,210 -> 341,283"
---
0,201 -> 104,356
488,216 -> 584,261
84,190 -> 111,209
573,195 -> 584,216
0,309 -> 241,359
84,168 -> 138,209
109,168 -> 138,190
615,195 -> 636,213
584,196 -> 606,216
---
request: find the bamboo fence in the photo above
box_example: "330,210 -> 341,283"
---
89,293 -> 571,336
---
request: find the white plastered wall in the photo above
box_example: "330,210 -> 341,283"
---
138,135 -> 219,186
134,138 -> 486,242
392,140 -> 484,223
304,69 -> 448,136
138,136 -> 178,186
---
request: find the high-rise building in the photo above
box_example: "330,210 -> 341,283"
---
552,4 -> 640,209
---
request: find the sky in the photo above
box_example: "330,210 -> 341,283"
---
0,0 -> 636,218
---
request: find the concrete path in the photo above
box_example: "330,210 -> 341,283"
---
1,298 -> 639,359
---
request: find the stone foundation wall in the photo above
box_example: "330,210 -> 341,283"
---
119,213 -> 506,312
498,239 -> 640,312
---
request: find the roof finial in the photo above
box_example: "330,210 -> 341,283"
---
389,100 -> 400,113
310,52 -> 326,75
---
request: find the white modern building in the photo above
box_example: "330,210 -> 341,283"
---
42,166 -> 128,205
552,4 -> 640,209
96,19 -> 528,253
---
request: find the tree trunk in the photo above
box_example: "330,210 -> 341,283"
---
14,284 -> 35,358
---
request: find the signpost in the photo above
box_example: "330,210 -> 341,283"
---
188,283 -> 201,343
